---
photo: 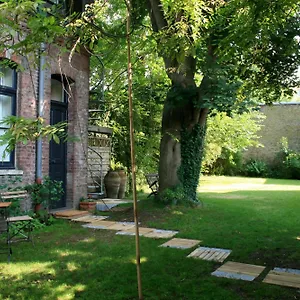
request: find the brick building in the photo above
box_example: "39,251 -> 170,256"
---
0,44 -> 90,210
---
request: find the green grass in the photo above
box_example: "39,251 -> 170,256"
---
1,176 -> 300,299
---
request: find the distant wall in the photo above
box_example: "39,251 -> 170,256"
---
244,103 -> 300,164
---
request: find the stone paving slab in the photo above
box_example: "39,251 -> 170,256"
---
212,261 -> 265,281
263,267 -> 300,288
82,220 -> 117,229
96,199 -> 133,212
107,222 -> 136,231
160,238 -> 201,249
116,227 -> 154,236
188,246 -> 232,262
54,210 -> 89,219
143,229 -> 179,239
71,215 -> 108,223
82,224 -> 110,229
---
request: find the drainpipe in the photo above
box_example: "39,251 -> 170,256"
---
36,43 -> 46,184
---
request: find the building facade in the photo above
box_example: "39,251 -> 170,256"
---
0,45 -> 90,209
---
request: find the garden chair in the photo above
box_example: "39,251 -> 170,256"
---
145,173 -> 159,198
0,191 -> 33,244
0,202 -> 12,261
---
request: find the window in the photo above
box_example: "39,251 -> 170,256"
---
0,65 -> 16,168
51,77 -> 65,102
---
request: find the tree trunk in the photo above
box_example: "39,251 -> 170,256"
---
158,83 -> 209,202
147,0 -> 212,203
158,121 -> 181,192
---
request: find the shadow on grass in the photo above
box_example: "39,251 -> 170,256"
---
0,222 -> 238,300
0,189 -> 299,300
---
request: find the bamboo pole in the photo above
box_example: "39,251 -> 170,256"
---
126,2 -> 143,299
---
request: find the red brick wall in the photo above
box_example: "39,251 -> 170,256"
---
0,45 -> 90,209
17,61 -> 38,185
47,46 -> 90,208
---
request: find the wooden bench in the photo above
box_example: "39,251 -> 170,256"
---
145,173 -> 159,197
0,190 -> 33,244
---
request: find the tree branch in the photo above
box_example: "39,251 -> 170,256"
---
147,0 -> 168,32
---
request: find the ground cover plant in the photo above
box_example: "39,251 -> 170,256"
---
0,176 -> 300,299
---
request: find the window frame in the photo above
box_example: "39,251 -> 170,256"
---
0,66 -> 17,169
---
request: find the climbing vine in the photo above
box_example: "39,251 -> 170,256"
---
178,124 -> 206,203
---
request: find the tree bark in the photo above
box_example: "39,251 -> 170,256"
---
158,100 -> 182,192
158,87 -> 209,199
147,0 -> 210,202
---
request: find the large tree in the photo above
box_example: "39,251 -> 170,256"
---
1,0 -> 299,203
141,0 -> 300,202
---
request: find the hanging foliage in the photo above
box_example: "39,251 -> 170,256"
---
0,116 -> 68,158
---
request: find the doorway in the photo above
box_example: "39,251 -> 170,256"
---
49,76 -> 68,208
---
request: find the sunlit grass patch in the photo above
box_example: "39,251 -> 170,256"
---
0,176 -> 299,299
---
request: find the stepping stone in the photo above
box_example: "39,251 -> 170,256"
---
160,238 -> 201,249
212,261 -> 265,281
82,220 -> 117,229
89,220 -> 116,226
106,222 -> 136,231
96,203 -> 120,211
188,246 -> 231,262
72,215 -> 108,223
54,210 -> 89,219
116,227 -> 154,236
263,267 -> 300,289
96,199 -> 133,211
143,229 -> 179,239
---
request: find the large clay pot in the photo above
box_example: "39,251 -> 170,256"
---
117,170 -> 127,199
104,170 -> 120,199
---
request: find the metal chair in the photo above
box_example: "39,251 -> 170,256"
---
0,191 -> 33,245
0,203 -> 12,262
145,173 -> 159,198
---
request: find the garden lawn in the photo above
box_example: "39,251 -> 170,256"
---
0,176 -> 300,299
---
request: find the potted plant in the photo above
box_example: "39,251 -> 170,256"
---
25,176 -> 64,212
79,197 -> 97,211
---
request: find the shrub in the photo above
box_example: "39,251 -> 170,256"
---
272,137 -> 300,179
157,186 -> 186,205
284,153 -> 300,179
25,176 -> 64,208
203,111 -> 265,175
207,150 -> 244,176
244,159 -> 268,177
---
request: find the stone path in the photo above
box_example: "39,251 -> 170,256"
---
212,261 -> 265,281
72,215 -> 108,223
160,238 -> 201,249
263,268 -> 300,288
69,214 -> 300,289
95,199 -> 134,211
188,246 -> 231,262
54,209 -> 90,219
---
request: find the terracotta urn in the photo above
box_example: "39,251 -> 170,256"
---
117,170 -> 127,199
104,170 -> 120,199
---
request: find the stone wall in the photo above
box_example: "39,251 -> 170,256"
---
244,103 -> 300,164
